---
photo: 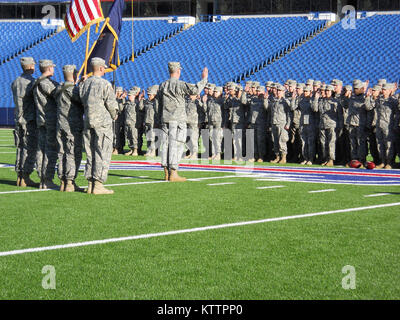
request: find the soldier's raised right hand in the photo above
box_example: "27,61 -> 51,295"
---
202,67 -> 209,79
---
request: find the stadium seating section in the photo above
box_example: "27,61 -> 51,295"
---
0,13 -> 399,126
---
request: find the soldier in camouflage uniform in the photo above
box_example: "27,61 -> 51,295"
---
144,85 -> 160,157
312,85 -> 341,167
365,85 -> 382,164
11,57 -> 38,188
247,86 -> 269,162
158,62 -> 208,182
124,86 -> 144,156
79,57 -> 119,195
268,85 -> 291,164
185,93 -> 202,160
113,87 -> 126,155
288,82 -> 304,163
33,59 -> 59,189
291,85 -> 317,165
342,80 -> 372,164
366,83 -> 400,169
226,83 -> 247,161
207,86 -> 224,160
55,65 -> 84,192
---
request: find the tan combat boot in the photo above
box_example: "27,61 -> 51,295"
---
17,173 -> 22,187
213,153 -> 221,161
270,155 -> 280,163
125,149 -> 134,156
376,163 -> 385,169
59,179 -> 65,192
86,179 -> 93,194
112,148 -> 118,155
257,158 -> 264,163
189,154 -> 198,160
132,148 -> 138,156
164,167 -> 170,181
40,179 -> 58,190
92,180 -> 114,195
278,154 -> 287,164
326,160 -> 334,167
384,164 -> 392,170
64,180 -> 75,192
169,169 -> 187,182
20,173 -> 39,188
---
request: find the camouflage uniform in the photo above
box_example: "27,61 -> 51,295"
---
268,95 -> 291,158
247,91 -> 268,161
313,91 -> 340,162
33,67 -> 59,183
124,87 -> 143,151
79,75 -> 118,184
158,63 -> 207,172
11,60 -> 37,178
207,94 -> 224,157
56,80 -> 84,182
113,88 -> 126,154
144,86 -> 160,156
226,91 -> 247,159
185,96 -> 201,157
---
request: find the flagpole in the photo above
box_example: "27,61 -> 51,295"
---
131,0 -> 134,62
83,26 -> 91,76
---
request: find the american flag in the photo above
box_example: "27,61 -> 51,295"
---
65,0 -> 104,42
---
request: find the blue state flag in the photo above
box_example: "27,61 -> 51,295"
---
87,0 -> 124,74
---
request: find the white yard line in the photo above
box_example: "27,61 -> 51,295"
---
364,193 -> 392,198
207,182 -> 236,186
0,202 -> 399,257
120,176 -> 149,179
308,189 -> 337,194
256,186 -> 286,190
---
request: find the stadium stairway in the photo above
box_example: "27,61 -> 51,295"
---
234,19 -> 333,83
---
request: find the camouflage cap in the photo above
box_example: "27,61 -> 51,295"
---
20,57 -> 35,66
214,86 -> 223,93
265,81 -> 273,87
306,79 -> 314,86
245,81 -> 253,87
304,86 -> 312,92
39,59 -> 56,68
296,83 -> 305,89
288,80 -> 297,87
62,65 -> 76,73
377,79 -> 387,85
236,84 -> 243,91
277,84 -> 286,91
331,79 -> 343,86
313,81 -> 322,86
353,80 -> 364,89
208,83 -> 216,90
228,83 -> 237,90
344,85 -> 352,91
251,81 -> 260,88
168,62 -> 182,73
128,86 -> 140,96
382,83 -> 393,90
321,84 -> 327,90
326,85 -> 335,91
90,57 -> 107,68
270,83 -> 276,89
256,86 -> 265,92
372,85 -> 382,91
147,85 -> 159,95
116,87 -> 123,92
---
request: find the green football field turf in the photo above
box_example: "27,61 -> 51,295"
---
0,128 -> 399,300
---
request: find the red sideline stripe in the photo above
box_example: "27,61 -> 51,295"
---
110,161 -> 400,179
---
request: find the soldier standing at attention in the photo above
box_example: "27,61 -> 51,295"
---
124,87 -> 144,157
144,85 -> 160,157
56,65 -> 84,192
79,57 -> 119,195
113,87 -> 126,155
207,86 -> 224,160
312,85 -> 341,167
33,59 -> 59,189
158,62 -> 208,182
185,93 -> 201,160
11,57 -> 38,187
268,85 -> 291,164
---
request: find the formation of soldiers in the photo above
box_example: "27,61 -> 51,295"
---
118,78 -> 400,169
11,56 -> 400,195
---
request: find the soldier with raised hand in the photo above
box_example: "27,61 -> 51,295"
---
33,59 -> 59,189
158,62 -> 208,182
268,84 -> 291,164
144,85 -> 160,157
112,87 -> 126,155
124,86 -> 144,157
56,65 -> 84,192
247,86 -> 269,163
312,85 -> 341,167
342,79 -> 372,165
79,57 -> 119,195
367,83 -> 399,169
11,57 -> 38,188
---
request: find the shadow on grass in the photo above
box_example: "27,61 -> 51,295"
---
107,172 -> 164,181
0,179 -> 18,187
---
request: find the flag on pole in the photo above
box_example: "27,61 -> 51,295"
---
86,0 -> 124,74
65,0 -> 104,42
